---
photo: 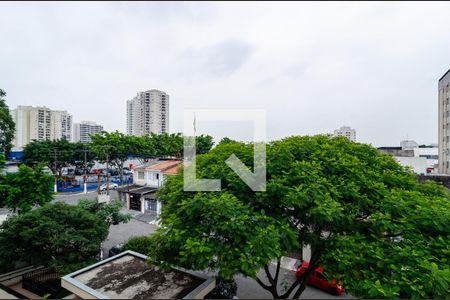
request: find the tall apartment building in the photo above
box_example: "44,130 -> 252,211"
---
51,110 -> 72,142
10,106 -> 72,150
333,126 -> 356,142
127,89 -> 169,136
438,69 -> 450,174
73,121 -> 104,143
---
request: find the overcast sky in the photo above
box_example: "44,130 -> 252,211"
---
1,1 -> 450,146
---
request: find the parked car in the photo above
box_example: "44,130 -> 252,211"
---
91,169 -> 102,175
295,262 -> 345,296
123,169 -> 133,175
99,183 -> 118,191
75,168 -> 90,176
108,243 -> 123,257
102,169 -> 119,176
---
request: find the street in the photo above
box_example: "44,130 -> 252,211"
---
52,191 -> 351,299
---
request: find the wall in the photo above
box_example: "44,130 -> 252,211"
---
418,174 -> 450,189
395,156 -> 428,174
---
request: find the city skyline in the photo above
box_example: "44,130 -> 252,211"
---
2,2 -> 450,146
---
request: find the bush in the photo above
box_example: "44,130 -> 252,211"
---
122,236 -> 153,255
0,202 -> 108,273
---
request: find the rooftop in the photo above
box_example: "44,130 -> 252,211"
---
61,251 -> 215,299
135,160 -> 182,175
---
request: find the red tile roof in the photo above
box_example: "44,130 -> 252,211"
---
135,160 -> 182,175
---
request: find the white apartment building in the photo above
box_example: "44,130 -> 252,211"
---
10,106 -> 72,150
73,121 -> 104,143
126,89 -> 169,136
51,110 -> 72,142
379,140 -> 438,174
438,69 -> 450,174
333,126 -> 356,142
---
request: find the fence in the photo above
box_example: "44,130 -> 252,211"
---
57,177 -> 133,193
22,267 -> 59,297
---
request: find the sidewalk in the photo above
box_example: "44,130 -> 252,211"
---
120,207 -> 159,224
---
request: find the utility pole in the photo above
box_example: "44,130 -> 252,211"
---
53,149 -> 58,193
106,151 -> 110,196
83,149 -> 88,194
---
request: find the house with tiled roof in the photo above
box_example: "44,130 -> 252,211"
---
117,160 -> 182,218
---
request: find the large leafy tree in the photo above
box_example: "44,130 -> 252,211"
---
137,133 -> 214,159
77,199 -> 131,226
148,135 -> 450,299
0,202 -> 109,274
196,134 -> 214,154
22,139 -> 86,176
0,164 -> 53,213
0,89 -> 15,155
90,131 -> 131,180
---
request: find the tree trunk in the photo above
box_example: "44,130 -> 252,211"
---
292,248 -> 322,299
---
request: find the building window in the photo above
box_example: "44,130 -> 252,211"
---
138,172 -> 144,179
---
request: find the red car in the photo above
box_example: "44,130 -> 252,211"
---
295,261 -> 345,296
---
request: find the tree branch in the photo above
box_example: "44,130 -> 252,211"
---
255,275 -> 272,291
279,276 -> 302,299
274,257 -> 281,284
293,248 -> 322,299
264,265 -> 275,286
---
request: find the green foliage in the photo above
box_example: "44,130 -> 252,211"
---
152,135 -> 450,299
127,132 -> 214,159
78,199 -> 131,227
148,190 -> 297,279
217,137 -> 237,146
322,189 -> 450,298
196,134 -> 214,154
0,154 -> 4,170
23,139 -> 93,176
0,202 -> 108,274
0,164 -> 53,213
122,236 -> 153,255
0,89 -> 15,155
90,131 -> 214,175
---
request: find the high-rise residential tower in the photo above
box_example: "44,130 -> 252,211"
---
10,106 -> 72,150
333,126 -> 356,142
438,69 -> 450,174
126,89 -> 169,136
73,121 -> 104,143
51,110 -> 72,142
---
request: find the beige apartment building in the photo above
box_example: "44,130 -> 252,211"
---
126,89 -> 169,136
438,69 -> 450,174
10,106 -> 72,150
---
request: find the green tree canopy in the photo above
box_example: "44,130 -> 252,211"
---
0,164 -> 53,213
77,199 -> 131,227
22,139 -> 90,176
148,135 -> 450,299
90,131 -> 214,168
0,202 -> 109,274
90,131 -> 131,180
122,236 -> 153,255
0,89 -> 15,155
